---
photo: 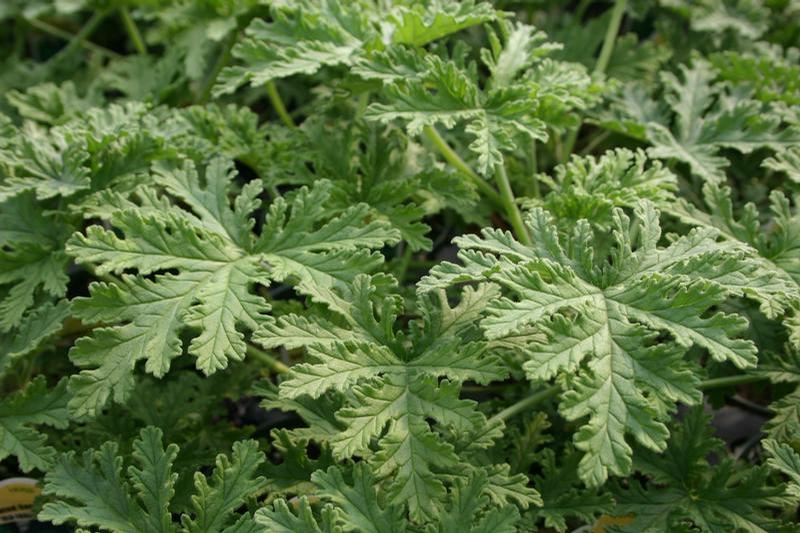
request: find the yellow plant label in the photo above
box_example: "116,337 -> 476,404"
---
0,478 -> 40,525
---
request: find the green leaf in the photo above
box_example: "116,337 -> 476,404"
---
662,0 -> 769,39
263,275 -> 510,520
181,440 -> 266,532
0,377 -> 69,472
531,449 -> 614,531
764,439 -> 800,501
422,201 -> 764,485
255,498 -> 340,533
216,0 -> 375,95
611,60 -> 800,183
5,81 -> 95,125
667,183 -> 800,337
482,22 -> 560,89
386,1 -> 496,47
613,408 -> 789,532
527,148 -> 677,229
0,300 -> 70,374
765,389 -> 800,444
711,49 -> 800,106
0,122 -> 90,201
312,464 -> 406,533
39,426 -> 265,532
128,427 -> 179,533
764,146 -> 800,183
366,56 -> 546,176
0,190 -> 71,331
436,469 -> 521,533
66,158 -> 397,419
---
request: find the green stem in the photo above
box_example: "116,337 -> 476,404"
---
197,32 -> 235,104
488,384 -> 560,424
594,0 -> 628,77
247,344 -> 290,374
561,0 -> 627,161
575,0 -> 593,21
560,129 -> 578,164
266,80 -> 297,128
50,10 -> 108,62
494,163 -> 532,245
14,17 -> 25,56
530,140 -> 540,198
491,373 -> 769,426
119,7 -> 146,55
357,91 -> 370,118
395,245 -> 414,285
422,125 -> 502,208
579,129 -> 611,155
28,14 -> 120,60
698,374 -> 768,390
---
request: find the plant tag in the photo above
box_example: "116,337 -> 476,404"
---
0,478 -> 40,525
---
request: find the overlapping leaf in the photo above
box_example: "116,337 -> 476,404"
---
0,377 -> 69,472
66,157 -> 398,419
612,408 -> 789,532
257,275 -> 518,520
421,201 -> 776,485
668,183 -> 800,336
217,0 -> 499,96
603,60 -> 800,183
366,55 -> 546,176
39,426 -> 266,532
526,148 -> 677,228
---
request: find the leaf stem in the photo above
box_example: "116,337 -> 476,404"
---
422,125 -> 502,207
119,7 -> 147,55
530,140 -> 540,198
395,244 -> 414,284
266,80 -> 297,128
28,14 -> 120,60
561,0 -> 627,160
488,384 -> 560,424
247,344 -> 290,374
698,374 -> 769,390
491,373 -> 769,426
50,10 -> 108,62
197,32 -> 236,104
579,130 -> 611,155
594,0 -> 628,77
494,163 -> 532,245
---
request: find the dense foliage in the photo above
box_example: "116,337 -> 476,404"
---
1,0 -> 800,531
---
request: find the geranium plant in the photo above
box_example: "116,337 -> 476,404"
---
1,0 -> 800,531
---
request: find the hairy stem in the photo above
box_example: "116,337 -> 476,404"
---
491,373 -> 769,425
530,140 -> 540,198
579,130 -> 611,155
494,163 -> 532,245
28,14 -> 119,60
247,344 -> 290,374
594,0 -> 628,76
266,80 -> 297,128
119,7 -> 146,55
561,0 -> 627,160
698,374 -> 769,390
197,33 -> 236,104
488,384 -> 560,424
395,244 -> 414,285
422,125 -> 502,207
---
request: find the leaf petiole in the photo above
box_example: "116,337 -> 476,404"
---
494,163 -> 532,245
247,344 -> 290,374
493,373 -> 771,425
422,125 -> 502,207
119,7 -> 146,55
266,80 -> 297,128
